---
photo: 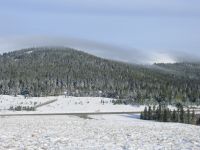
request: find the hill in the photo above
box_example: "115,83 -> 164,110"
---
0,47 -> 200,105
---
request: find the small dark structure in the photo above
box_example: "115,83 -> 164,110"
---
21,89 -> 30,99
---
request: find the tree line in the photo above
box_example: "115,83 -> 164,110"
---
0,47 -> 200,105
141,104 -> 200,125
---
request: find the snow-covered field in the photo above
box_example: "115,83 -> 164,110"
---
0,95 -> 145,113
0,114 -> 200,150
0,95 -> 200,149
0,95 -> 51,110
36,96 -> 144,113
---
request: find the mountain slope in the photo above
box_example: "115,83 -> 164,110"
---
0,47 -> 200,105
154,63 -> 200,79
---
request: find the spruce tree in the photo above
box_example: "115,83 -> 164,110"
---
140,112 -> 144,119
166,108 -> 171,122
148,106 -> 152,120
180,107 -> 185,123
196,117 -> 200,125
191,109 -> 196,125
157,105 -> 162,121
171,110 -> 176,122
163,108 -> 168,122
152,105 -> 156,120
144,107 -> 148,120
186,108 -> 191,124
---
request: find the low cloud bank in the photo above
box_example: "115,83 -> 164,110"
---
0,36 -> 199,64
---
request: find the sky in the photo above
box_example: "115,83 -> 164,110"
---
0,0 -> 200,64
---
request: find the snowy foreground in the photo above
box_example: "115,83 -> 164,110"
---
0,95 -> 200,149
0,114 -> 200,150
0,95 -> 145,113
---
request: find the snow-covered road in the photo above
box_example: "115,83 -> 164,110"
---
0,115 -> 199,150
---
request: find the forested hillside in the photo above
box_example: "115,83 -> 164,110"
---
0,47 -> 200,105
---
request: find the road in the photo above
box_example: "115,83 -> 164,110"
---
1,109 -> 199,117
0,112 -> 141,117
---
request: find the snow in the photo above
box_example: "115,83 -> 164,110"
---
0,95 -> 145,113
26,50 -> 33,54
0,95 -> 199,149
0,115 -> 199,149
36,96 -> 144,113
0,95 -> 50,110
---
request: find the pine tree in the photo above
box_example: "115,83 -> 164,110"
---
180,107 -> 185,123
152,105 -> 156,120
186,108 -> 191,124
168,109 -> 172,122
157,105 -> 162,121
191,109 -> 196,125
163,108 -> 168,122
171,110 -> 177,122
140,112 -> 144,119
144,107 -> 148,120
196,117 -> 200,125
148,106 -> 152,120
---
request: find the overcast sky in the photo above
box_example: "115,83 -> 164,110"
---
0,0 -> 200,64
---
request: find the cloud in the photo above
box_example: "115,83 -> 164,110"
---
0,36 -> 151,63
1,36 -> 200,64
